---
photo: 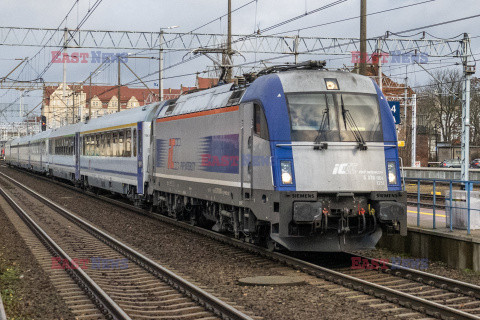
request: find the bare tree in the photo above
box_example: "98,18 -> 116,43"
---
417,69 -> 463,144
469,78 -> 480,148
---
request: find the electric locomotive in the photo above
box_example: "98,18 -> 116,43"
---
148,60 -> 406,252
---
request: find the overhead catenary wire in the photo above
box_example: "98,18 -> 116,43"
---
34,0 -> 104,81
268,0 -> 437,36
0,0 -> 81,102
4,1 -> 480,125
0,0 -> 104,118
121,0 -> 351,89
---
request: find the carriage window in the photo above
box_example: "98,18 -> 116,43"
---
254,104 -> 269,140
118,131 -> 124,156
125,129 -> 131,157
106,132 -> 112,157
112,132 -> 118,157
101,134 -> 106,156
133,129 -> 137,157
87,136 -> 92,156
95,134 -> 100,156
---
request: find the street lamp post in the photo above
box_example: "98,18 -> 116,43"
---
159,26 -> 179,102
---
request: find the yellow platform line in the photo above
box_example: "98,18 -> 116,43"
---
408,210 -> 446,218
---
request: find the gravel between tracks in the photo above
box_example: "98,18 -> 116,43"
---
0,166 -> 391,320
356,247 -> 480,286
0,199 -> 75,320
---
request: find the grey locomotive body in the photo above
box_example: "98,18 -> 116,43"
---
148,63 -> 406,251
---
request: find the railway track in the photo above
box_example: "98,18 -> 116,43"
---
0,172 -> 253,320
4,168 -> 480,319
337,254 -> 480,319
407,192 -> 447,209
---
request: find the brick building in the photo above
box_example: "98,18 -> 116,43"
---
42,84 -> 195,129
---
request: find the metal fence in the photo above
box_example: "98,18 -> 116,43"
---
405,177 -> 479,235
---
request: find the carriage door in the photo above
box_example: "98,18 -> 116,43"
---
75,132 -> 80,180
241,103 -> 254,199
136,122 -> 144,194
40,140 -> 42,169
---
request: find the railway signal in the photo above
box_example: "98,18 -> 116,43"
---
41,115 -> 46,131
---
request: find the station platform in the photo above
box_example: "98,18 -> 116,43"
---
376,205 -> 480,271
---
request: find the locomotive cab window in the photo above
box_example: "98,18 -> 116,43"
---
286,93 -> 382,142
254,104 -> 269,140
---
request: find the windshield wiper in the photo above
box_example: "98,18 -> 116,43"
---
340,95 -> 368,150
313,104 -> 329,150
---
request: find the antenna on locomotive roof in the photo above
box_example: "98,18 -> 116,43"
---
252,60 -> 327,78
189,48 -> 245,85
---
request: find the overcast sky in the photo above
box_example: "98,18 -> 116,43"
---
0,0 -> 478,114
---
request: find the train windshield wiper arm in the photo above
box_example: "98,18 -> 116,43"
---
340,95 -> 368,150
313,105 -> 329,150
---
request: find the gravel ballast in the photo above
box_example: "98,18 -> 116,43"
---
0,166 -> 395,320
0,199 -> 75,319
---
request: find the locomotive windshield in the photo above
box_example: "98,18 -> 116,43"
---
286,93 -> 383,142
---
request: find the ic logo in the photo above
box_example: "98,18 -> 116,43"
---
332,163 -> 358,175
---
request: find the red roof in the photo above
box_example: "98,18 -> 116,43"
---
196,77 -> 218,89
364,65 -> 415,97
162,86 -> 196,100
43,85 -> 157,109
43,84 -> 201,108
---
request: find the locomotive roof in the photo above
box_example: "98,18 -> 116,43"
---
276,69 -> 377,94
156,83 -> 238,118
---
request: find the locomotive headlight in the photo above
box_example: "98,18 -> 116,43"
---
387,161 -> 397,185
325,78 -> 339,90
280,161 -> 293,184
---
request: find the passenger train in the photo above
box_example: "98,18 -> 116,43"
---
5,61 -> 407,252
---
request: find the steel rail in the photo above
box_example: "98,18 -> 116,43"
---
0,185 -> 131,320
4,168 -> 480,319
346,253 -> 480,299
0,172 -> 253,320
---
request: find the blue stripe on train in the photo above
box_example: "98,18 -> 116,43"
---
80,166 -> 137,177
372,80 -> 402,191
242,74 -> 296,191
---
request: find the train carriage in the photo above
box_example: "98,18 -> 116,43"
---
48,123 -> 83,180
5,135 -> 28,168
27,131 -> 50,173
6,103 -> 162,203
78,103 -> 160,200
